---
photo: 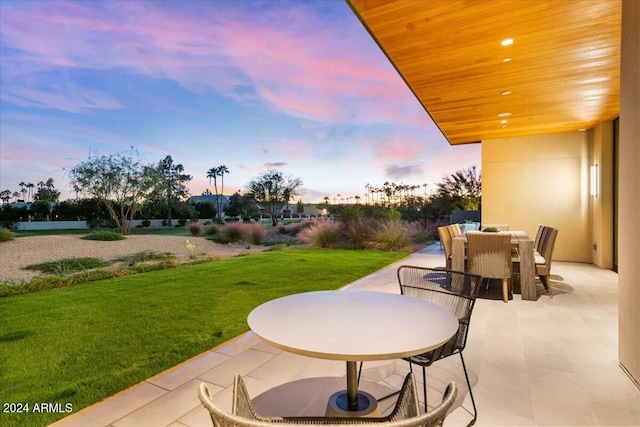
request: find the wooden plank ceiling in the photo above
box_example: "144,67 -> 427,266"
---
347,0 -> 621,144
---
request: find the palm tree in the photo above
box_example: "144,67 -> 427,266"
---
18,181 -> 26,201
218,165 -> 229,219
207,166 -> 230,220
206,167 -> 219,219
13,191 -> 20,202
26,182 -> 34,202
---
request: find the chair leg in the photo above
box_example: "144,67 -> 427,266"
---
422,365 -> 428,413
459,353 -> 478,426
502,278 -> 509,303
540,275 -> 553,297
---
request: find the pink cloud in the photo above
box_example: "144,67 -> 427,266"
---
371,136 -> 427,161
1,1 -> 421,124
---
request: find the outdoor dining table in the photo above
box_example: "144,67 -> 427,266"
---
247,290 -> 458,417
452,230 -> 537,300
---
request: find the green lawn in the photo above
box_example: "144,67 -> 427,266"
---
0,248 -> 407,427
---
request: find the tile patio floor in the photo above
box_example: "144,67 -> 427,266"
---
50,244 -> 640,427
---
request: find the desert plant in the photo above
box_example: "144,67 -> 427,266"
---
24,257 -> 111,275
0,228 -> 15,242
246,224 -> 266,245
188,222 -> 203,236
220,222 -> 245,243
407,221 -> 434,244
298,220 -> 343,248
279,220 -> 311,237
263,234 -> 298,246
114,251 -> 174,266
370,220 -> 410,252
202,224 -> 219,237
343,219 -> 376,249
81,230 -> 125,241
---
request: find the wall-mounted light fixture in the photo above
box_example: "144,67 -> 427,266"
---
590,164 -> 598,197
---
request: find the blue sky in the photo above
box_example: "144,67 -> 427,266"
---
0,0 -> 480,203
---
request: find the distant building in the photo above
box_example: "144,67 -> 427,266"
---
189,194 -> 230,215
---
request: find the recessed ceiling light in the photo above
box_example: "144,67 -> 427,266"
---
497,112 -> 511,117
578,128 -> 587,132
501,125 -> 507,128
501,38 -> 514,46
502,57 -> 511,63
501,90 -> 512,96
500,120 -> 508,124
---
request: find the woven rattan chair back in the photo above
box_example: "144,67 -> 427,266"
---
466,232 -> 512,280
535,226 -> 558,295
448,223 -> 462,237
199,373 -> 457,427
437,226 -> 453,269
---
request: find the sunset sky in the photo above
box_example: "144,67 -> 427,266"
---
0,0 -> 480,203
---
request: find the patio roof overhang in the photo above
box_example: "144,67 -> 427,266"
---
346,0 -> 621,145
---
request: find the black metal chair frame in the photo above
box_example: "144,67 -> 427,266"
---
396,265 -> 482,427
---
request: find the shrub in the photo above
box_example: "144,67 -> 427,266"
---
407,221 -> 434,244
338,205 -> 364,223
141,220 -> 151,227
177,219 -> 188,226
298,220 -> 343,248
279,220 -> 311,237
114,251 -> 174,266
202,224 -> 219,236
263,234 -> 298,246
370,221 -> 409,252
0,228 -> 15,242
343,219 -> 376,249
220,222 -> 245,243
188,222 -> 203,236
24,258 -> 111,275
81,231 -> 125,241
246,224 -> 266,245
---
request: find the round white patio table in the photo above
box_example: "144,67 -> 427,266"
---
247,290 -> 458,416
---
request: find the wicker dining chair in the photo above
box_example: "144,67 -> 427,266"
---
466,232 -> 513,303
198,373 -> 457,427
515,225 -> 558,297
397,266 -> 482,426
438,226 -> 454,270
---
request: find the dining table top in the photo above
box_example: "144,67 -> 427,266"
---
247,290 -> 459,362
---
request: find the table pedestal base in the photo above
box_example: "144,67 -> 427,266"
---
325,390 -> 380,417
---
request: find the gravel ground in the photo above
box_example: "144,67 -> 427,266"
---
0,235 -> 265,282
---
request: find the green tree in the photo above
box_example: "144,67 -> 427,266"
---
0,190 -> 11,204
33,178 -> 61,202
51,200 -> 78,220
193,201 -> 217,220
31,200 -> 51,221
147,155 -> 192,226
435,165 -> 481,211
226,192 -> 258,221
246,170 -> 302,226
69,149 -> 155,235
